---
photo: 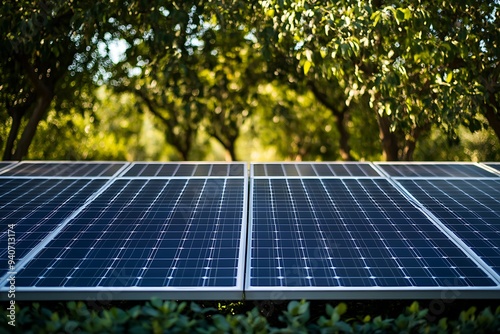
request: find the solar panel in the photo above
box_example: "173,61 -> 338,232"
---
0,161 -> 127,177
397,179 -> 500,276
375,163 -> 497,178
6,173 -> 247,300
122,162 -> 245,177
247,164 -> 499,299
0,161 -> 15,171
484,163 -> 500,174
0,178 -> 108,276
253,162 -> 380,177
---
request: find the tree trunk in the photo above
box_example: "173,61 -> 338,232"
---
135,89 -> 193,161
400,124 -> 429,161
212,132 -> 238,162
308,82 -> 353,161
225,142 -> 237,162
333,111 -> 353,161
12,94 -> 54,160
3,113 -> 22,161
484,100 -> 500,142
376,112 -> 400,161
178,148 -> 189,161
402,140 -> 416,161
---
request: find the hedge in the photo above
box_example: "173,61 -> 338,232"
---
1,299 -> 500,333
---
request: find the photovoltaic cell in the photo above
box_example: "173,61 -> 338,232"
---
122,163 -> 245,177
485,163 -> 500,174
398,179 -> 500,275
253,163 -> 380,177
13,178 -> 245,299
376,163 -> 496,178
0,162 -> 126,177
0,162 -> 14,169
0,178 -> 108,275
247,178 -> 496,299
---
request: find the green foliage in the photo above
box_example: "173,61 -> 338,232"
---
2,300 -> 500,334
26,89 -> 176,161
253,0 -> 500,160
2,1 -> 499,161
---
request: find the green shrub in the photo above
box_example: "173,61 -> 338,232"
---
1,299 -> 499,333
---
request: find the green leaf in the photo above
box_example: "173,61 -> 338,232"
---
326,304 -> 335,317
396,9 -> 405,22
128,305 -> 142,319
445,71 -> 453,83
320,48 -> 327,58
288,301 -> 300,314
150,297 -> 162,309
64,320 -> 80,332
298,301 -> 309,315
191,302 -> 202,313
142,306 -> 159,317
408,301 -> 420,314
213,314 -> 231,331
371,11 -> 381,26
439,317 -> 448,330
303,60 -> 312,75
336,303 -> 347,316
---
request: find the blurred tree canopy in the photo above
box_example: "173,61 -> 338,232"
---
1,0 -> 499,161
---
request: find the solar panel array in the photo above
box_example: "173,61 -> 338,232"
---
1,161 -> 499,300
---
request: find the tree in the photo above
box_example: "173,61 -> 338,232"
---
252,81 -> 340,161
429,2 -> 500,142
0,1 -> 119,160
198,10 -> 265,161
28,88 -> 172,161
253,0 -> 498,160
110,1 -> 264,161
107,2 -> 210,160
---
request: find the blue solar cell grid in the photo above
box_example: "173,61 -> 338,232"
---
247,177 -> 497,299
0,162 -> 126,177
2,161 -> 500,300
397,179 -> 500,275
376,163 -> 497,178
485,163 -> 500,174
253,163 -> 380,177
12,178 -> 246,298
0,162 -> 15,172
0,178 -> 108,276
123,163 -> 245,177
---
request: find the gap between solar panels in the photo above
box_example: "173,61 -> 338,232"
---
0,161 -> 499,301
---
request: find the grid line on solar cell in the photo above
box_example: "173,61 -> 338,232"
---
376,163 -> 497,178
252,163 -> 380,177
122,163 -> 245,177
484,163 -> 500,174
14,178 -> 244,291
397,179 -> 500,276
0,162 -> 14,172
0,178 -> 108,275
248,178 -> 496,290
0,162 -> 127,177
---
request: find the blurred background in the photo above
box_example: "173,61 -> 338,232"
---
1,1 -> 499,162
